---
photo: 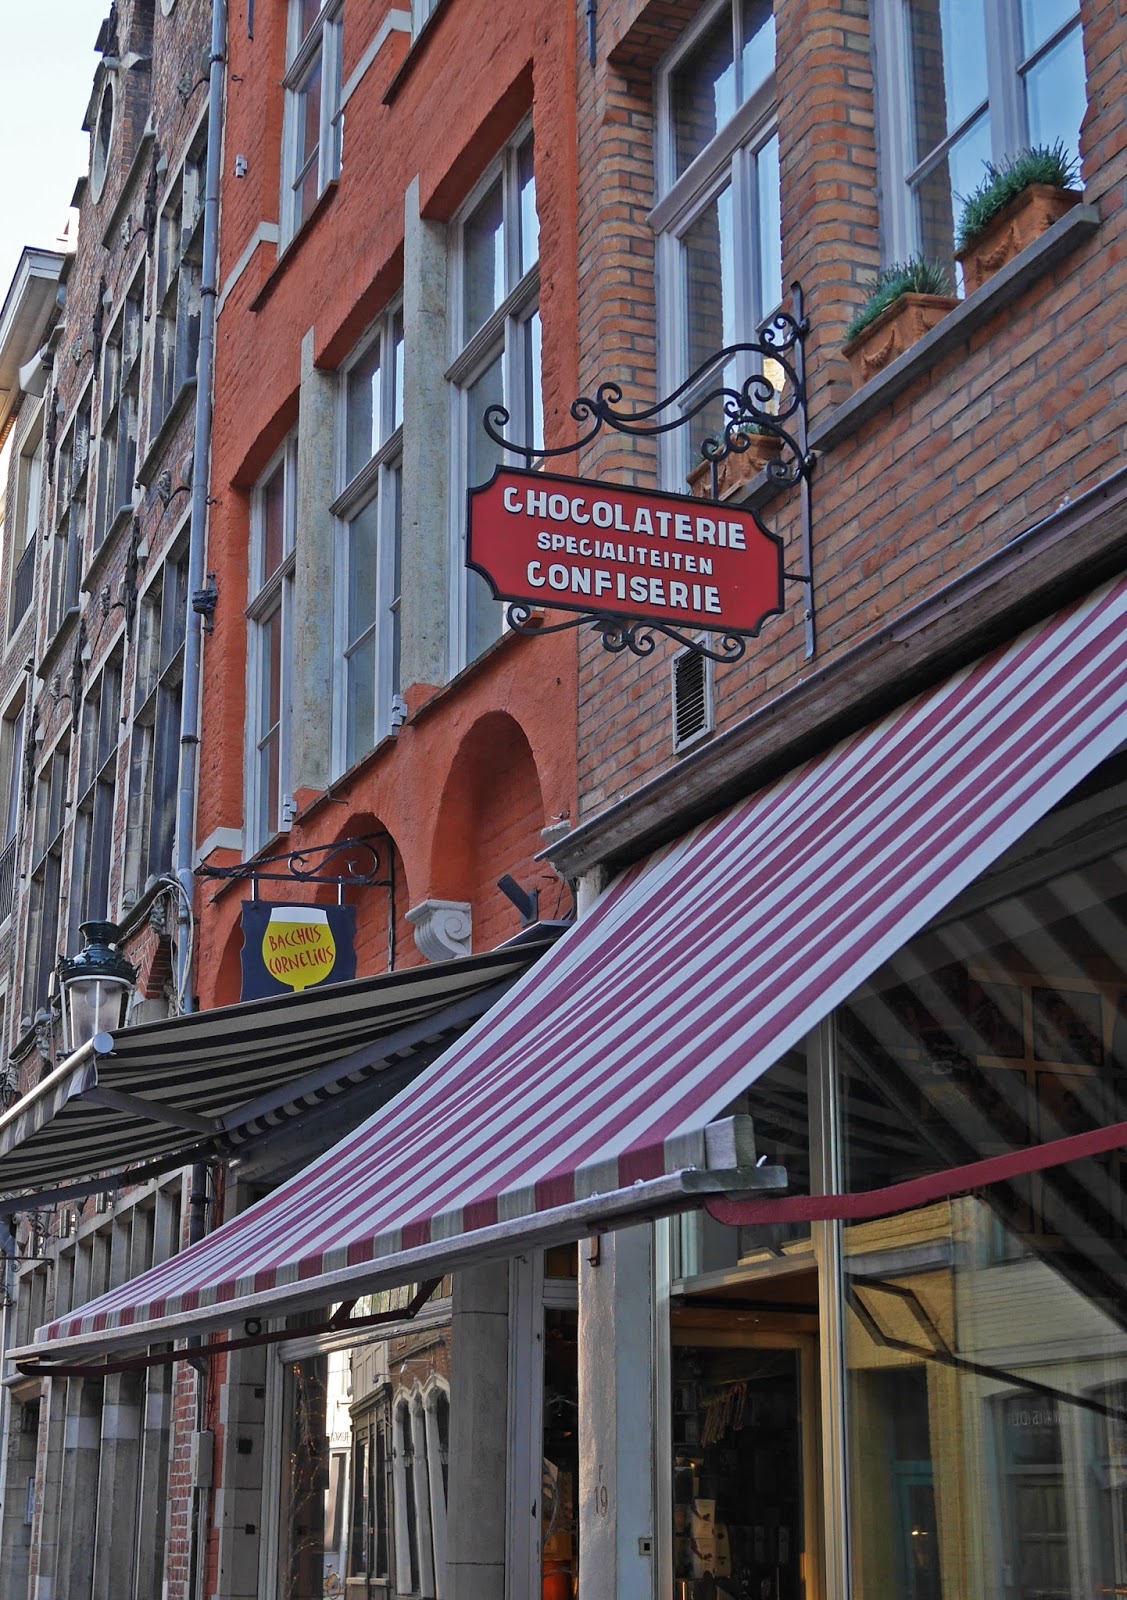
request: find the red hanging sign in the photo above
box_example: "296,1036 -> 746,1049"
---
467,466 -> 784,639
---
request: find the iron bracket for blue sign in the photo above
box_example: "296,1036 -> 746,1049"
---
195,834 -> 393,906
482,282 -> 816,662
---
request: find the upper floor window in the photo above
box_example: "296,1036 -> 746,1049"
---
9,423 -> 43,636
23,738 -> 69,1023
247,438 -> 297,851
71,651 -> 123,945
652,0 -> 781,485
125,549 -> 188,897
448,127 -> 541,670
0,701 -> 25,924
49,393 -> 92,637
334,306 -> 404,773
874,0 -> 1086,274
282,0 -> 343,244
152,123 -> 206,435
94,271 -> 143,548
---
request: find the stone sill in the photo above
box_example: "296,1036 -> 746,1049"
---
811,202 -> 1100,455
382,0 -> 449,105
250,181 -> 339,314
36,606 -> 81,683
136,380 -> 197,488
81,504 -> 134,599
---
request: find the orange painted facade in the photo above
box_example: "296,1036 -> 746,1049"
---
197,0 -> 581,1007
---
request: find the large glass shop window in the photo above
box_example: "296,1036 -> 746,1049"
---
276,1289 -> 452,1599
838,764 -> 1127,1600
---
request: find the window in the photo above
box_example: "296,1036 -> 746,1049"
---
10,424 -> 43,635
334,307 -> 404,771
449,127 -> 541,668
71,653 -> 123,946
49,394 -> 92,636
94,275 -> 143,547
247,439 -> 296,851
653,0 -> 781,485
23,740 -> 69,1022
281,0 -> 343,244
151,124 -> 206,433
91,79 -> 114,202
125,551 -> 188,896
0,702 -> 25,923
874,0 -> 1087,273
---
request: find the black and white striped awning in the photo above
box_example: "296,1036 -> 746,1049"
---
0,938 -> 559,1205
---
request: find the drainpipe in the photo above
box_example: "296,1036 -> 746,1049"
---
176,5 -> 226,1596
175,0 -> 228,1021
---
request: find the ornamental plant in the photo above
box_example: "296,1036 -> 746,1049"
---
844,257 -> 954,343
955,142 -> 1080,252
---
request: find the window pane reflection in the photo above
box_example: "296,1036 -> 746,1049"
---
839,791 -> 1127,1600
1024,24 -> 1085,167
278,1295 -> 452,1599
672,11 -> 737,176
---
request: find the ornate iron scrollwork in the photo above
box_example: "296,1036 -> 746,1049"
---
196,834 -> 393,899
479,284 -> 816,662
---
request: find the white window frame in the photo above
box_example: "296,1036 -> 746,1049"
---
246,436 -> 297,853
871,0 -> 1087,265
651,0 -> 781,489
49,386 -> 93,637
150,119 -> 207,435
281,0 -> 344,246
125,543 -> 190,899
446,122 -> 541,675
9,416 -> 44,638
94,267 -> 144,549
332,304 -> 404,776
71,649 -> 124,946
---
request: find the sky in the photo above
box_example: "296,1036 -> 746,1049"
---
0,2 -> 105,299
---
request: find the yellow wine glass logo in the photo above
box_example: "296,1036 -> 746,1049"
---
262,906 -> 337,993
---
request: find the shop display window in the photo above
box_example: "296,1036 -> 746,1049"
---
270,1286 -> 451,1600
838,770 -> 1127,1600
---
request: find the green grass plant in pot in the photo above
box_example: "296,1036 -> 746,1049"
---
842,257 -> 958,389
955,143 -> 1082,295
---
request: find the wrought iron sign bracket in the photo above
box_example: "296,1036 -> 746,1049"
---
477,282 -> 817,663
196,834 -> 393,907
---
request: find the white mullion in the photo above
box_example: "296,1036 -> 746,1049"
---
990,0 -> 1027,155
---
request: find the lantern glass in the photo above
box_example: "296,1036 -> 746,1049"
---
59,921 -> 137,1051
65,974 -> 132,1049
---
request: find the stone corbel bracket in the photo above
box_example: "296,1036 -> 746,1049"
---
406,900 -> 473,962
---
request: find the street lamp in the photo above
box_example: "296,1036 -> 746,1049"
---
59,921 -> 137,1050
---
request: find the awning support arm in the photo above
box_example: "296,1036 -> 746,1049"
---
15,1277 -> 443,1380
82,1087 -> 221,1136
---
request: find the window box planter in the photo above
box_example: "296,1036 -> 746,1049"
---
687,433 -> 782,500
841,292 -> 959,390
956,182 -> 1083,295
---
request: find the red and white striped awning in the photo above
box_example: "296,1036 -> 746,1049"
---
26,574 -> 1127,1358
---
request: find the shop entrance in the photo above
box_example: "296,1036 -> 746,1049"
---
670,1275 -> 821,1600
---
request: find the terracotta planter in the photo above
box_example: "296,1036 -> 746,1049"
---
842,292 -> 959,389
686,433 -> 782,501
956,183 -> 1083,296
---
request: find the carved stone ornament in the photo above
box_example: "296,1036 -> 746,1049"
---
405,900 -> 473,963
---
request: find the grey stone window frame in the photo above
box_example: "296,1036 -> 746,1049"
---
445,121 -> 541,675
70,649 -> 124,946
246,436 -> 297,853
150,119 -> 207,437
280,0 -> 344,246
124,542 -> 189,900
93,267 -> 144,550
331,304 -> 405,776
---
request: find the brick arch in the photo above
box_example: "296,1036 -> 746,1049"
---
429,712 -> 550,952
212,917 -> 245,1009
325,812 -> 413,976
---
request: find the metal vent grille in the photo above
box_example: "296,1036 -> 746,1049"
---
672,645 -> 713,751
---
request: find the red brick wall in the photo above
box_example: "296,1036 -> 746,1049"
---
572,0 -> 1127,823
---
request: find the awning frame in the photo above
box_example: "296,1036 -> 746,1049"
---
10,1150 -> 789,1365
